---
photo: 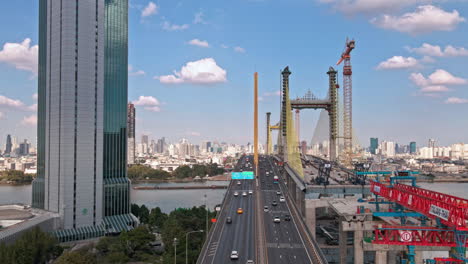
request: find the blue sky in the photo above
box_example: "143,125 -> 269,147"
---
0,0 -> 467,148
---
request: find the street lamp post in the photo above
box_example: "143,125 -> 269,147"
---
185,230 -> 204,264
173,237 -> 178,264
204,194 -> 208,238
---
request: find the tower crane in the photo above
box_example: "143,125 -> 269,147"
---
336,38 -> 355,162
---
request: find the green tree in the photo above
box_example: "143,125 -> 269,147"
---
0,227 -> 62,264
128,165 -> 170,181
131,203 -> 141,219
173,166 -> 192,179
148,207 -> 168,230
139,205 -> 150,224
55,250 -> 96,264
118,226 -> 155,259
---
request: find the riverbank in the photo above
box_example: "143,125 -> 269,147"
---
0,174 -> 230,186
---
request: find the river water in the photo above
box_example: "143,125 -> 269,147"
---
0,182 -> 466,213
0,181 -> 229,213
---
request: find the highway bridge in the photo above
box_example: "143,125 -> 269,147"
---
197,155 -> 328,264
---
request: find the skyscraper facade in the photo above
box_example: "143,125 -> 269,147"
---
410,142 -> 417,154
127,103 -> 135,164
4,134 -> 12,155
370,138 -> 378,155
19,139 -> 30,156
32,0 -> 135,242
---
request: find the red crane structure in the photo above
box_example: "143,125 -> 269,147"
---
370,180 -> 468,263
336,38 -> 355,156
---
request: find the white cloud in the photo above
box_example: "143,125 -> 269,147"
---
407,43 -> 468,57
318,0 -> 431,15
32,93 -> 38,100
0,95 -> 24,108
258,96 -> 264,101
27,103 -> 38,111
420,85 -> 450,92
144,106 -> 161,112
234,46 -> 246,53
186,131 -> 201,137
0,38 -> 38,74
133,95 -> 160,106
371,5 -> 465,35
445,97 -> 468,104
142,2 -> 158,17
128,65 -> 146,76
193,11 -> 206,24
130,70 -> 145,76
155,58 -> 227,85
188,39 -> 210,48
376,56 -> 419,70
410,69 -> 466,93
429,69 -> 466,85
221,44 -> 229,49
162,21 -> 189,31
21,114 -> 37,126
263,91 -> 281,97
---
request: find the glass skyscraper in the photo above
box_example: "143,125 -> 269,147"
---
410,142 -> 417,154
32,0 -> 136,242
370,138 -> 378,155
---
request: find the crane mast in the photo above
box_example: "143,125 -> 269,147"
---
337,38 -> 355,159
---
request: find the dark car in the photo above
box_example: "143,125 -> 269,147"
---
272,201 -> 278,206
284,215 -> 291,221
226,217 -> 232,224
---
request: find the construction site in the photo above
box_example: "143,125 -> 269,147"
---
265,38 -> 468,264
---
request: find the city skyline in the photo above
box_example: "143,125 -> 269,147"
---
0,1 -> 468,147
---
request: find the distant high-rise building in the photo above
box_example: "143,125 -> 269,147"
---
410,142 -> 416,154
32,0 -> 136,242
156,137 -> 166,153
428,139 -> 436,148
4,134 -> 12,155
141,135 -> 149,145
301,141 -> 307,155
380,141 -> 395,157
19,139 -> 30,156
127,103 -> 136,164
370,138 -> 378,154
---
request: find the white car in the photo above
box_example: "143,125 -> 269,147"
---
230,250 -> 239,260
273,216 -> 281,223
276,191 -> 281,195
279,196 -> 285,202
246,260 -> 254,264
234,192 -> 239,197
248,190 -> 253,195
242,192 -> 247,197
237,181 -> 241,185
264,206 -> 269,212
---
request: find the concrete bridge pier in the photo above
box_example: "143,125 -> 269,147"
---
375,250 -> 387,264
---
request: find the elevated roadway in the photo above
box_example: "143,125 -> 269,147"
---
198,155 -> 327,264
198,156 -> 256,264
260,156 -> 328,264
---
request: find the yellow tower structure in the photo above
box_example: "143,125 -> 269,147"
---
254,72 -> 259,176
